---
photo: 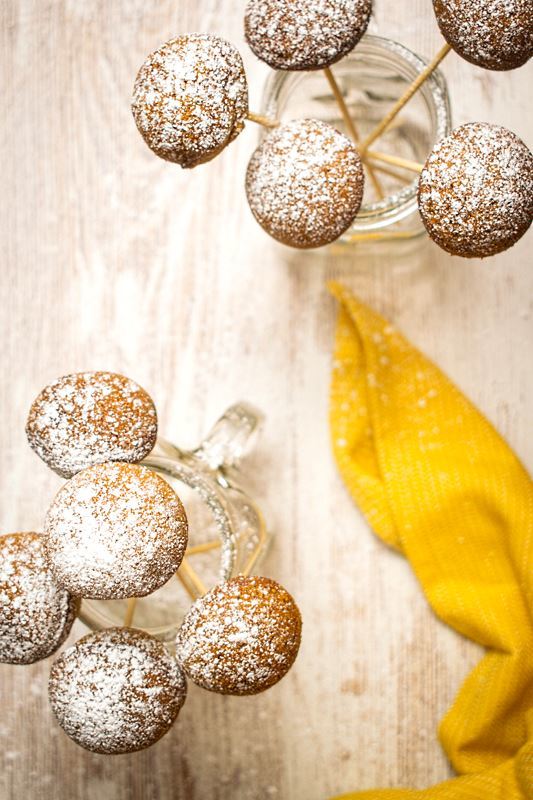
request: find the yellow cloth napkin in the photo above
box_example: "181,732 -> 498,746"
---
328,282 -> 533,800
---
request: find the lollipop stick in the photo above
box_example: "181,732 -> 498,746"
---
176,570 -> 199,601
123,597 -> 137,627
359,42 -> 452,154
346,231 -> 416,242
247,111 -> 280,129
185,539 -> 221,556
323,66 -> 385,200
365,166 -> 385,200
367,161 -> 413,184
366,150 -> 423,173
177,558 -> 207,600
323,66 -> 361,141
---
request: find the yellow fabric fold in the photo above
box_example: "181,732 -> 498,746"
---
328,282 -> 533,799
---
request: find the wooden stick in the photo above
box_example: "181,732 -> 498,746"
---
323,66 -> 360,141
364,161 -> 413,184
178,558 -> 207,597
346,231 -> 416,243
323,66 -> 385,200
176,570 -> 199,601
363,157 -> 386,201
246,111 -> 280,129
123,597 -> 137,627
185,540 -> 221,556
366,150 -> 423,174
359,42 -> 452,154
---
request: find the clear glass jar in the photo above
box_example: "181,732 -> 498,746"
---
78,403 -> 269,643
259,34 -> 452,244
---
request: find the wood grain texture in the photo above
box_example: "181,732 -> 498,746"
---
0,1 -> 532,798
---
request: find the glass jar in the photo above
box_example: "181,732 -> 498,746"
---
259,34 -> 452,244
78,403 -> 269,643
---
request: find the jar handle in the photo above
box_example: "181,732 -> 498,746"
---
194,403 -> 265,470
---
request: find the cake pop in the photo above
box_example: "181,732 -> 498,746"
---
418,122 -> 533,258
49,627 -> 187,754
433,0 -> 533,71
45,462 -> 188,599
0,532 -> 78,664
244,0 -> 372,71
175,575 -> 302,695
26,371 -> 157,479
132,34 -> 248,168
245,119 -> 364,248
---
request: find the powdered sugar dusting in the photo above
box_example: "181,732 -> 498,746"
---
245,0 -> 372,70
132,34 -> 248,169
418,122 -> 533,258
26,371 -> 157,479
246,119 -> 364,249
0,532 -> 78,664
49,627 -> 187,754
45,462 -> 188,599
175,575 -> 302,695
433,0 -> 533,71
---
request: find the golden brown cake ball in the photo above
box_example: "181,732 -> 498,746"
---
418,123 -> 533,258
433,0 -> 533,71
132,34 -> 248,168
175,575 -> 302,695
45,462 -> 188,599
246,119 -> 364,248
26,371 -> 157,479
49,628 -> 187,754
244,0 -> 372,70
0,532 -> 78,665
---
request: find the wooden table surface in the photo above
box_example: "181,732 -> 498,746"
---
1,2 -> 532,799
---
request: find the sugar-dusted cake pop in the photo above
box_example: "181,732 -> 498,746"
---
246,119 -> 364,248
433,0 -> 533,71
132,34 -> 248,169
0,532 -> 78,665
49,628 -> 187,754
244,0 -> 372,71
45,462 -> 188,599
175,575 -> 302,695
26,371 -> 157,479
418,122 -> 533,258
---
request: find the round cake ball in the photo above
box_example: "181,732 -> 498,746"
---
49,628 -> 187,754
418,123 -> 533,258
244,0 -> 372,70
26,371 -> 157,479
433,0 -> 533,71
246,119 -> 364,248
45,462 -> 188,599
0,532 -> 78,665
175,575 -> 302,695
132,34 -> 248,168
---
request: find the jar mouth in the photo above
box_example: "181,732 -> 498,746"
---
259,34 -> 452,238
